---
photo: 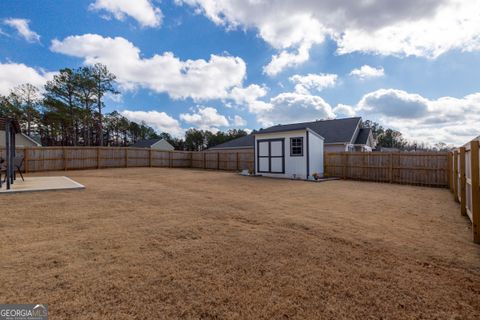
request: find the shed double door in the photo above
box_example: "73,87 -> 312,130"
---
257,139 -> 284,173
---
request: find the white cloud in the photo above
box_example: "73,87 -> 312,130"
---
356,88 -> 480,145
350,65 -> 385,80
0,63 -> 55,95
229,84 -> 272,114
89,0 -> 163,28
256,92 -> 335,127
3,18 -> 40,43
335,1 -> 480,58
333,104 -> 356,118
50,34 -> 246,101
263,42 -> 312,76
358,89 -> 429,119
180,106 -> 229,131
239,86 -> 478,145
233,115 -> 246,126
290,73 -> 338,94
179,0 -> 480,73
120,110 -> 184,137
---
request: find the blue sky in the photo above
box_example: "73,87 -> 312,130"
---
1,0 -> 480,145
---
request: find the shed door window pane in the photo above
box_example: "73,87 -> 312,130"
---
271,158 -> 283,172
258,141 -> 269,156
271,141 -> 283,156
290,137 -> 303,156
259,157 -> 269,172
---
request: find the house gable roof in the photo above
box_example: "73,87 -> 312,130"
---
131,138 -> 165,148
21,133 -> 42,146
354,128 -> 372,145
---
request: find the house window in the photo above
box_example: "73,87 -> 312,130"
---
290,137 -> 303,156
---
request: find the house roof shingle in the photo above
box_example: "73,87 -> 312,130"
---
256,117 -> 362,143
209,134 -> 255,150
209,117 -> 367,150
354,128 -> 372,145
131,139 -> 163,148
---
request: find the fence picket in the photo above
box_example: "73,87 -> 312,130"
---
470,141 -> 480,243
324,151 -> 449,187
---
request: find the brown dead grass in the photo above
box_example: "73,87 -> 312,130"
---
1,168 -> 479,319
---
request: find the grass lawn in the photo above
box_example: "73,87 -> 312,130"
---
1,168 -> 479,319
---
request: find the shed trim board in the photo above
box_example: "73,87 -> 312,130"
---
306,131 -> 310,178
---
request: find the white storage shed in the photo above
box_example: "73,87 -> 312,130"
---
254,127 -> 324,180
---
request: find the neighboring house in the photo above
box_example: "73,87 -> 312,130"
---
131,138 -> 175,151
0,130 -> 41,148
209,117 -> 375,153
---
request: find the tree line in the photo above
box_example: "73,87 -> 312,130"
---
0,63 -> 450,152
0,63 -> 247,150
363,120 -> 453,151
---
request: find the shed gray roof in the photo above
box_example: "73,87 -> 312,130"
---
209,117 -> 365,150
256,117 -> 362,143
209,134 -> 255,150
131,138 -> 164,148
354,128 -> 372,145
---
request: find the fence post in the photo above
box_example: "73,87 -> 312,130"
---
203,152 -> 206,169
169,151 -> 172,168
217,152 -> 220,170
453,150 -> 459,201
125,148 -> 128,168
149,149 -> 152,167
342,153 -> 347,179
63,147 -> 67,171
460,147 -> 467,216
236,152 -> 240,171
389,153 -> 394,183
96,147 -> 100,169
447,152 -> 453,192
470,141 -> 480,243
24,147 -> 29,173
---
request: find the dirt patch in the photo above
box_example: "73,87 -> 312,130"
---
1,168 -> 479,319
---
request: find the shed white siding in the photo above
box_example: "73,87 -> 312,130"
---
308,131 -> 324,177
254,129 -> 324,180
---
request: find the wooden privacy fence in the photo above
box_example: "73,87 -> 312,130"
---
324,152 -> 450,187
0,147 -> 254,173
450,138 -> 480,243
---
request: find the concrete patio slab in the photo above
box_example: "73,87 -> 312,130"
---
0,176 -> 85,194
